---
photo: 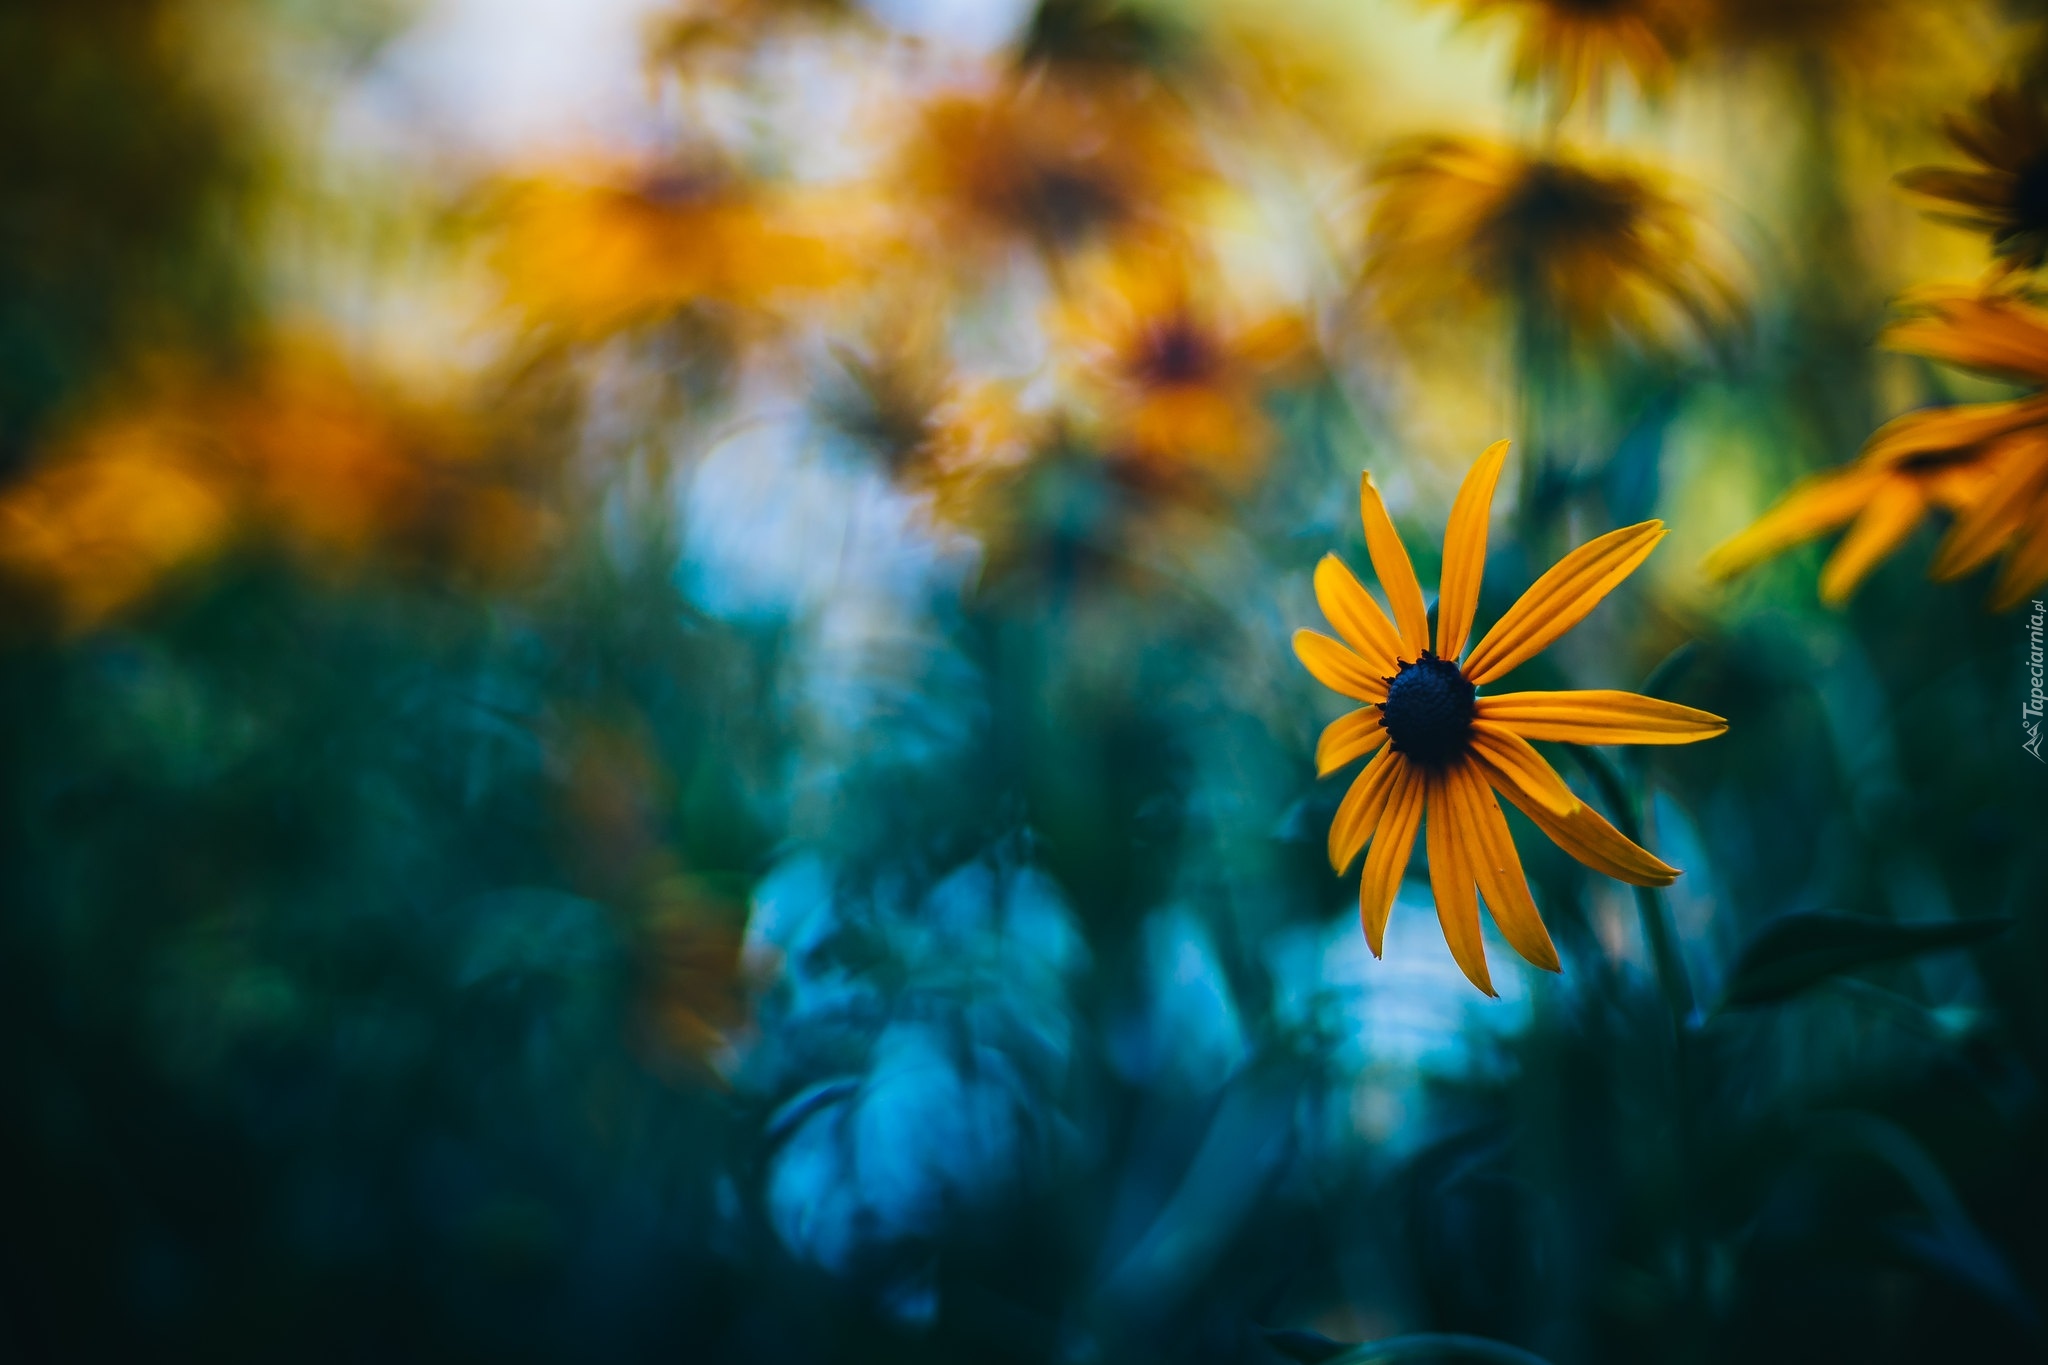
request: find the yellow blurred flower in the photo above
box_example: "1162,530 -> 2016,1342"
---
901,76 -> 1204,261
1898,86 -> 2048,279
1059,248 -> 1309,487
1438,0 -> 1694,112
1364,136 -> 1735,352
0,426 -> 232,633
1296,441 -> 1724,996
1705,289 -> 2048,609
0,340 -> 543,633
487,166 -> 860,340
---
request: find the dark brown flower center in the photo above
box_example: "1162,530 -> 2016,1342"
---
1130,315 -> 1219,387
1380,652 -> 1476,769
2011,154 -> 2048,234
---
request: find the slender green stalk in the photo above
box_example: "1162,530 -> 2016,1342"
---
1568,744 -> 1697,1025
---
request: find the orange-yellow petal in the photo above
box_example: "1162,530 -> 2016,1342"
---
1466,720 -> 1581,817
1883,291 -> 2048,384
1425,772 -> 1494,996
1990,512 -> 2048,610
1930,433 -> 2048,581
1447,760 -> 1559,973
1314,553 -> 1404,676
1436,439 -> 1509,663
1328,742 -> 1400,874
1317,707 -> 1387,777
1360,756 -> 1422,958
1701,467 -> 1889,583
1463,521 -> 1665,685
1475,690 -> 1727,745
1817,478 -> 1926,605
1293,629 -> 1389,702
1492,778 -> 1680,887
1359,471 -> 1431,658
1860,396 -> 2048,467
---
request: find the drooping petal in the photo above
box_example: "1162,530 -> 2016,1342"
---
1930,432 -> 2048,580
1436,439 -> 1509,663
1447,760 -> 1559,973
1492,777 -> 1679,887
1467,720 -> 1580,817
1818,478 -> 1926,605
1884,290 -> 2048,384
1860,395 -> 2048,467
1359,471 -> 1431,658
1895,166 -> 2018,211
1314,553 -> 1404,675
1463,521 -> 1666,685
1425,772 -> 1494,996
1475,691 -> 1727,745
1317,707 -> 1387,776
1990,510 -> 2048,610
1328,742 -> 1400,874
1702,468 -> 1888,583
1293,630 -> 1388,702
1360,757 -> 1422,958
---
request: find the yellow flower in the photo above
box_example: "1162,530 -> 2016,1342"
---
1060,249 -> 1308,487
1295,441 -> 1725,996
1898,86 -> 2048,278
0,339 -> 543,633
487,167 -> 858,339
1439,0 -> 1693,112
901,76 -> 1202,261
1365,136 -> 1734,352
0,424 -> 232,633
1705,290 -> 2048,609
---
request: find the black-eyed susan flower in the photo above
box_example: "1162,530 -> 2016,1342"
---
901,76 -> 1202,261
1705,289 -> 2048,608
1295,440 -> 1725,995
1364,136 -> 1735,352
1898,86 -> 2048,278
1438,0 -> 1693,113
1059,248 -> 1308,487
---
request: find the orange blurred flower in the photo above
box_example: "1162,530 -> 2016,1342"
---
487,166 -> 862,340
1059,248 -> 1309,487
1440,0 -> 1694,113
1364,135 -> 1736,353
826,300 -> 1044,528
900,75 -> 1204,262
0,426 -> 232,633
0,339 -> 543,633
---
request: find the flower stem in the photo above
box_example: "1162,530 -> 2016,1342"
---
1567,745 -> 1697,1026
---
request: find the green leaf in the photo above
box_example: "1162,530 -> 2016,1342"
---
1718,913 -> 2014,1011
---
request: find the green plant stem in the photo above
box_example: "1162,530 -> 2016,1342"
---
1568,745 -> 1697,1026
1567,744 -> 1708,1358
